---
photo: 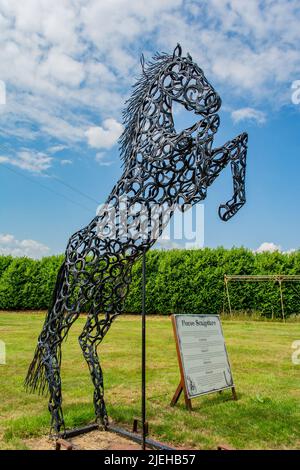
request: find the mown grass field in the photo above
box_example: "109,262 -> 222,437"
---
0,312 -> 299,450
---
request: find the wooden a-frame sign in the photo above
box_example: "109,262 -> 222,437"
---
170,314 -> 237,410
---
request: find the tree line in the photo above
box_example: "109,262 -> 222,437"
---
0,248 -> 300,318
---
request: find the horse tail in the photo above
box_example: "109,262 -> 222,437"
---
25,261 -> 66,395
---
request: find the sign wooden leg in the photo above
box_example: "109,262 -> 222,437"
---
170,382 -> 183,406
183,389 -> 192,411
170,381 -> 192,410
231,386 -> 237,400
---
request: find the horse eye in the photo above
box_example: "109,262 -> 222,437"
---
186,86 -> 199,102
163,74 -> 172,88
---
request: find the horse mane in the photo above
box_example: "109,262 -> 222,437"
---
119,51 -> 173,168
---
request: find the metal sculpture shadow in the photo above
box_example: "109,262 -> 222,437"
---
25,44 -> 248,434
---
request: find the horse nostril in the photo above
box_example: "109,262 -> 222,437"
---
205,93 -> 221,113
205,93 -> 216,105
215,95 -> 222,109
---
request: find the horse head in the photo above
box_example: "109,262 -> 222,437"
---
162,44 -> 221,118
118,44 -> 247,220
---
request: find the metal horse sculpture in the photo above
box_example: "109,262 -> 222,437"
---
25,44 -> 248,434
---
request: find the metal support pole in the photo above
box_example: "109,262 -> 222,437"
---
278,280 -> 285,322
224,276 -> 232,317
141,249 -> 146,450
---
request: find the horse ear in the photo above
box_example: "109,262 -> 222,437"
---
187,52 -> 193,61
173,43 -> 182,58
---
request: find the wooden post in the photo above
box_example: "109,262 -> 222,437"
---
55,439 -> 73,451
170,382 -> 183,406
170,316 -> 192,411
231,386 -> 238,400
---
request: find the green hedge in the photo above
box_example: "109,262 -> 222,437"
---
0,248 -> 300,317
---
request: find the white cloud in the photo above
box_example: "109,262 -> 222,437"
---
47,144 -> 67,154
0,0 -> 180,153
255,242 -> 281,253
0,0 -> 299,164
0,79 -> 6,104
95,152 -> 114,167
0,150 -> 52,173
40,48 -> 85,87
60,159 -> 72,165
231,107 -> 266,124
156,239 -> 182,250
283,248 -> 296,255
254,242 -> 297,254
86,118 -> 123,149
0,233 -> 50,259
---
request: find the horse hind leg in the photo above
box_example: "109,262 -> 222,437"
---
78,315 -> 112,428
43,343 -> 65,435
30,319 -> 66,435
27,258 -> 83,435
42,311 -> 80,435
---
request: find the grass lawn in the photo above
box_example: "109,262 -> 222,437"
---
0,312 -> 299,450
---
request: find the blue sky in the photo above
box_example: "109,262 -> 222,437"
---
0,0 -> 300,258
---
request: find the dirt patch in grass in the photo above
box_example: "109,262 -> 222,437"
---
24,429 -> 173,450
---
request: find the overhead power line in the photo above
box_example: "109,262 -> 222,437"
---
47,172 -> 100,205
1,163 -> 95,214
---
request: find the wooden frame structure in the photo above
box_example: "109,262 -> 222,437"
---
224,274 -> 300,321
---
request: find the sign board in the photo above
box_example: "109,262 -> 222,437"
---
171,314 -> 236,409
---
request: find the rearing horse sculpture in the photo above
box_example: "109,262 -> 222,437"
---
25,44 -> 248,434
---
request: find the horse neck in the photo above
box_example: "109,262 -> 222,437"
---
133,85 -> 174,163
108,86 -> 175,201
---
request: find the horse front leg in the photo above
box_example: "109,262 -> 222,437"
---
205,132 -> 248,221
